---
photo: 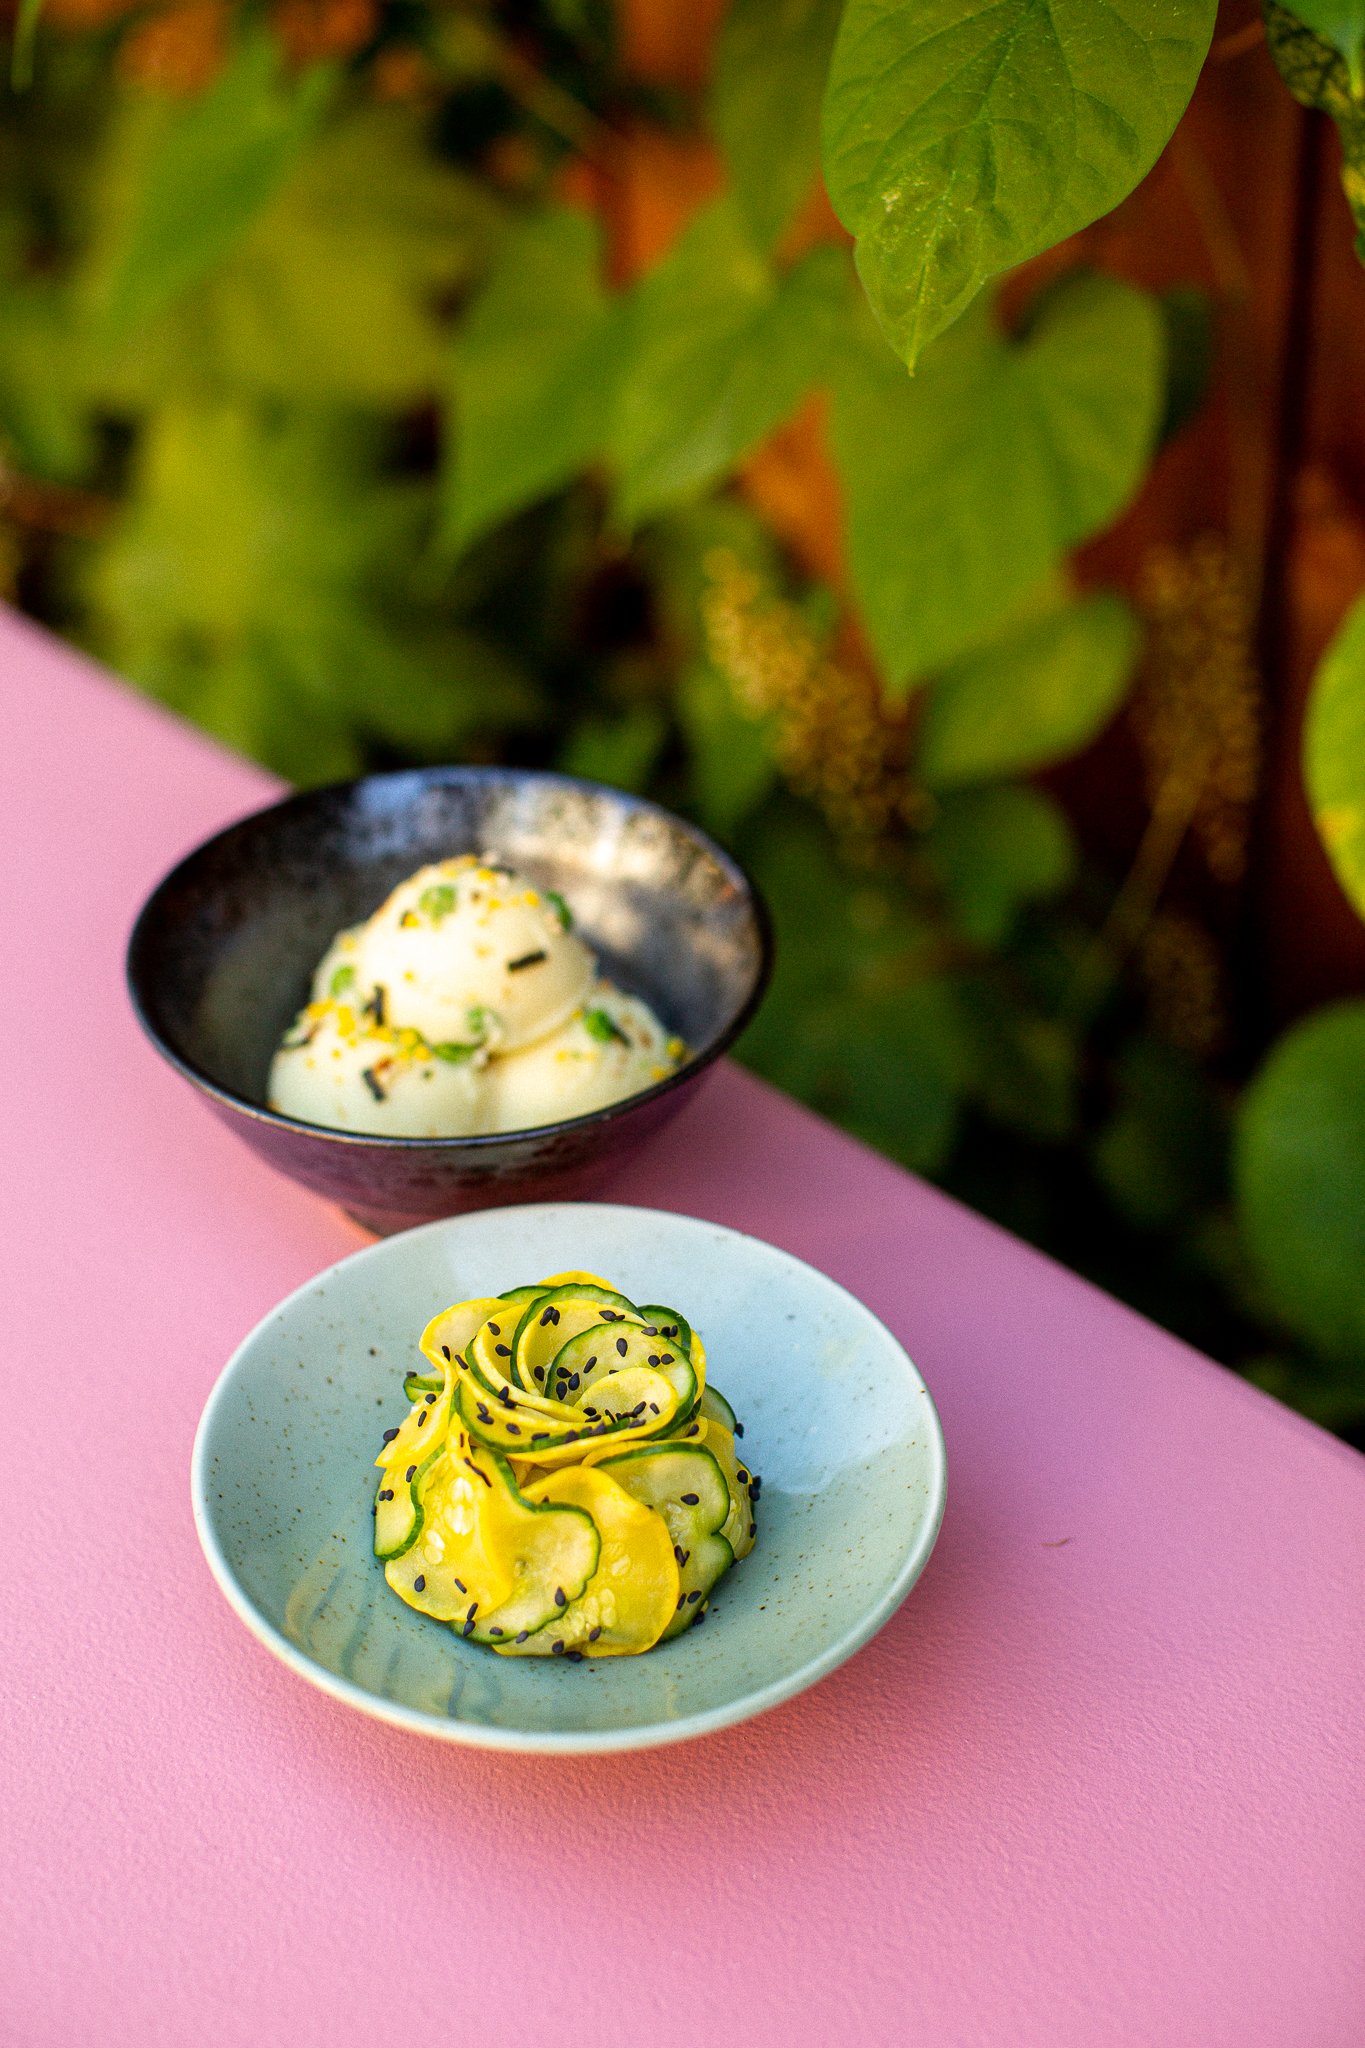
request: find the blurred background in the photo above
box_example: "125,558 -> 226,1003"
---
4,0 -> 1365,1435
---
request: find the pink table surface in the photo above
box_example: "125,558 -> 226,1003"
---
4,606 -> 1365,2048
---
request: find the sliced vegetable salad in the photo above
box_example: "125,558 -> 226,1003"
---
373,1270 -> 758,1657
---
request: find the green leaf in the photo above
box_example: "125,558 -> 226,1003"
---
1265,4 -> 1365,248
736,804 -> 963,1170
712,0 -> 844,249
11,0 -> 45,90
612,204 -> 846,525
831,274 -> 1164,685
81,402 -> 535,783
952,973 -> 1079,1139
560,704 -> 668,791
1157,285 -> 1214,444
445,206 -> 623,552
918,589 -> 1139,786
98,35 -> 334,341
822,0 -> 1216,367
923,786 -> 1077,943
677,660 -> 778,836
1094,1035 -> 1226,1228
1276,0 -> 1365,92
1305,590 -> 1365,921
205,107 -> 500,406
1235,1000 -> 1365,1363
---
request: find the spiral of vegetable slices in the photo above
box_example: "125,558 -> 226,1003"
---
373,1270 -> 758,1657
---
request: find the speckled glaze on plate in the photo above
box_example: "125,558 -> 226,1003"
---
192,1204 -> 947,1753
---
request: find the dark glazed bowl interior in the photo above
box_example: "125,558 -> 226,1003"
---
127,768 -> 771,1232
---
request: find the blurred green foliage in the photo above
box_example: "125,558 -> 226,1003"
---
3,0 -> 1365,1439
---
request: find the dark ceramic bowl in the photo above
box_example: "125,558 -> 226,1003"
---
127,767 -> 771,1233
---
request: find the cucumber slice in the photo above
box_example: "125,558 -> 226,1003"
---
699,1384 -> 737,1433
547,1322 -> 696,1418
374,1359 -> 456,1561
600,1444 -> 734,1637
384,1445 -> 515,1619
510,1284 -> 644,1392
506,1466 -> 679,1656
462,1448 -> 601,1647
455,1373 -> 663,1458
403,1370 -> 443,1403
374,1438 -> 442,1561
636,1305 -> 693,1356
419,1297 -> 506,1379
702,1419 -> 758,1561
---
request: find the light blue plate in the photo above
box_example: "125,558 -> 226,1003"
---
192,1204 -> 947,1752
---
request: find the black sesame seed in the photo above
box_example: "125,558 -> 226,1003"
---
488,1322 -> 500,1336
506,1422 -> 521,1434
687,1591 -> 701,1603
516,1630 -> 529,1644
532,1431 -> 548,1442
734,1422 -> 745,1438
680,1549 -> 690,1565
681,1492 -> 700,1505
643,1325 -> 658,1336
405,1464 -> 416,1481
507,949 -> 548,971
417,1412 -> 427,1428
749,1522 -> 756,1539
584,1356 -> 596,1371
674,1545 -> 685,1565
413,1575 -> 426,1592
382,1428 -> 398,1442
649,1403 -> 659,1414
738,1468 -> 749,1483
616,1338 -> 628,1357
540,1308 -> 554,1326
648,1355 -> 660,1367
554,1587 -> 566,1607
566,1651 -> 584,1663
441,1345 -> 451,1360
551,1639 -> 565,1655
491,1626 -> 504,1637
660,1354 -> 674,1366
588,1626 -> 601,1641
425,1393 -> 437,1404
379,1489 -> 394,1501
686,1424 -> 699,1436
534,1366 -> 545,1380
468,1602 -> 479,1619
462,1619 -> 475,1637
454,1578 -> 466,1592
602,1310 -> 622,1321
495,1344 -> 511,1358
676,1593 -> 685,1608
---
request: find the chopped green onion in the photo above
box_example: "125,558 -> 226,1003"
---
583,1006 -> 630,1046
329,963 -> 355,997
419,883 -> 457,921
545,890 -> 573,931
431,1041 -> 478,1064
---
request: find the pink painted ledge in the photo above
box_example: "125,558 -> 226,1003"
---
3,605 -> 1364,2048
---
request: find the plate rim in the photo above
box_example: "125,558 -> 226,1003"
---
191,1202 -> 948,1754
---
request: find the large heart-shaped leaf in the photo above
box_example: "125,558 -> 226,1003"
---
822,0 -> 1216,367
1304,587 -> 1365,920
1236,1001 -> 1365,1363
830,272 -> 1164,685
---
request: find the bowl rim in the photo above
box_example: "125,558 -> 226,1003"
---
190,1200 -> 948,1752
126,763 -> 774,1151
